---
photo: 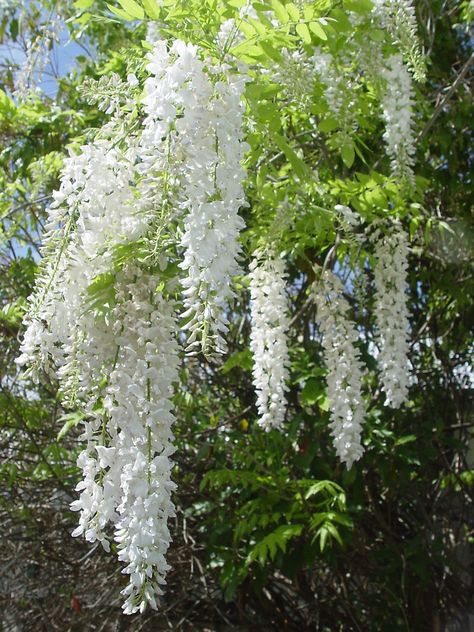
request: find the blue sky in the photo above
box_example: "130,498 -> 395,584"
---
0,13 -> 92,99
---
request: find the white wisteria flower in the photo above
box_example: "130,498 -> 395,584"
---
17,36 -> 250,615
177,53 -> 249,355
313,271 -> 366,468
372,0 -> 426,82
249,253 -> 291,431
380,54 -> 416,182
373,227 -> 411,408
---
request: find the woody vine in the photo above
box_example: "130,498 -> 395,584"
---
16,0 -> 429,615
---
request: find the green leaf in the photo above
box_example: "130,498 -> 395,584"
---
106,0 -> 144,20
319,117 -> 338,133
221,349 -> 253,374
57,411 -> 85,441
117,0 -> 144,18
305,480 -> 342,499
106,3 -> 134,20
300,378 -> 321,406
309,21 -> 327,40
318,396 -> 329,412
246,524 -> 304,565
325,522 -> 343,546
369,28 -> 385,42
141,0 -> 160,18
295,22 -> 312,44
341,143 -> 355,168
394,434 -> 417,447
272,132 -> 308,179
271,0 -> 289,24
87,271 -> 115,297
319,525 -> 328,551
286,2 -> 300,20
0,89 -> 15,117
343,0 -> 373,14
9,17 -> 19,40
258,40 -> 283,62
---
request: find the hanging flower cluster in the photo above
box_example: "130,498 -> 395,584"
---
17,38 -> 249,613
313,48 -> 352,119
14,9 -> 63,100
18,127 -> 176,614
313,271 -> 366,469
380,54 -> 416,182
273,48 -> 316,107
249,253 -> 291,431
137,40 -> 249,354
373,228 -> 411,408
372,0 -> 426,82
177,56 -> 249,355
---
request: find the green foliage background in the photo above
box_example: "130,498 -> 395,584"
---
0,0 -> 472,630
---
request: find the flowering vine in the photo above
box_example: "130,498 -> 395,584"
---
14,2 -> 427,611
17,35 -> 250,613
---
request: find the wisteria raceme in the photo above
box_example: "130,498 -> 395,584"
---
140,39 -> 249,355
14,10 -> 62,99
335,204 -> 361,231
17,129 -> 141,385
16,36 -> 251,614
372,0 -> 426,82
314,271 -> 366,468
273,48 -> 316,107
216,1 -> 260,55
249,254 -> 290,431
138,40 -> 197,224
312,48 -> 345,116
109,272 -> 179,614
178,54 -> 249,355
380,54 -> 416,183
373,228 -> 411,408
69,270 -> 179,614
312,48 -> 359,142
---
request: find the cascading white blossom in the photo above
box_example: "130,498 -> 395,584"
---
138,40 -> 196,223
380,53 -> 416,182
19,138 -> 180,613
249,254 -> 290,431
273,48 -> 316,107
108,272 -> 179,614
372,0 -> 426,82
314,271 -> 366,468
373,228 -> 411,408
17,36 -> 251,614
177,55 -> 248,355
68,270 -> 179,615
17,128 -> 142,383
140,39 -> 248,355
